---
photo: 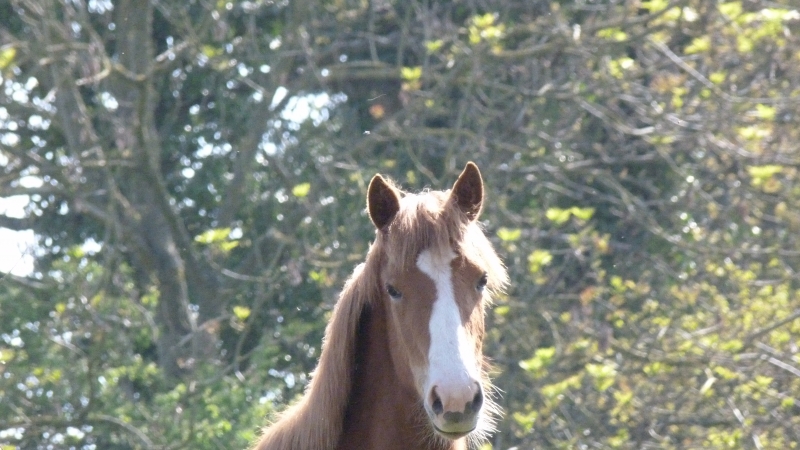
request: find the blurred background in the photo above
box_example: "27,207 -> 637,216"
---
1,0 -> 799,448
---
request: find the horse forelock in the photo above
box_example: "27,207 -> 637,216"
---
374,187 -> 508,295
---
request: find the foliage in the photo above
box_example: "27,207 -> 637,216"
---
2,0 -> 800,448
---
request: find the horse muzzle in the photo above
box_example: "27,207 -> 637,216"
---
426,381 -> 483,439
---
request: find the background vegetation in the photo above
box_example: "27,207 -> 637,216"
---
1,0 -> 799,448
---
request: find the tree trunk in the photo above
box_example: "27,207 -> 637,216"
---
108,0 -> 220,378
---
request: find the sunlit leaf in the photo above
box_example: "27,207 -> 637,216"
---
400,66 -> 422,82
528,249 -> 553,273
424,40 -> 444,53
541,375 -> 581,399
0,47 -> 16,70
201,45 -> 222,58
497,227 -> 521,242
233,306 -> 250,321
519,347 -> 556,374
719,2 -> 743,19
569,207 -> 595,220
219,241 -> 240,252
512,410 -> 537,432
0,348 -> 15,363
546,208 -> 572,224
754,104 -> 776,121
641,0 -> 669,13
709,71 -> 727,84
291,182 -> 311,198
748,165 -> 782,181
596,27 -> 628,42
685,36 -> 711,54
195,227 -> 233,244
586,363 -> 617,392
494,305 -> 510,316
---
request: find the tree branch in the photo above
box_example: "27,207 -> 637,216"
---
0,215 -> 34,230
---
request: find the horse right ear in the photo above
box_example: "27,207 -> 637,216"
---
450,161 -> 484,221
367,174 -> 400,230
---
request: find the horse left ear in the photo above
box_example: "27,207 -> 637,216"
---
367,174 -> 401,230
450,162 -> 484,221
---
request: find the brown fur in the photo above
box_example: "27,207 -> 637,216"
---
251,166 -> 507,450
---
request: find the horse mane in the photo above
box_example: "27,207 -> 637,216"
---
251,178 -> 507,450
251,251 -> 380,449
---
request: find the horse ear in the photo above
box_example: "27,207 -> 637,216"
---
450,162 -> 484,221
367,174 -> 400,230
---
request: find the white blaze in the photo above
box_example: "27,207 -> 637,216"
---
416,249 -> 479,395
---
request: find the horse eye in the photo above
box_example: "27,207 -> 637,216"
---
476,273 -> 488,291
386,284 -> 402,300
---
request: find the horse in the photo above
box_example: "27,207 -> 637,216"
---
251,162 -> 507,450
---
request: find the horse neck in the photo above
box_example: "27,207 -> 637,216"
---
336,294 -> 465,450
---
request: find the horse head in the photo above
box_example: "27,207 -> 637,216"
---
367,162 -> 506,443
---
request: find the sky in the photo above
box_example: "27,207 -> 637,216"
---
0,195 -> 35,276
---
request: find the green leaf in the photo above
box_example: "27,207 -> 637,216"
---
66,245 -> 86,259
195,227 -> 233,244
608,57 -> 635,79
546,208 -> 572,224
494,305 -> 510,316
541,375 -> 581,399
400,66 -> 422,82
528,249 -> 553,273
291,182 -> 311,198
219,241 -> 239,252
608,429 -> 631,448
512,410 -> 537,432
569,206 -> 595,220
596,27 -> 628,42
736,35 -> 754,53
586,363 -> 617,392
709,71 -> 727,84
233,306 -> 251,321
713,366 -> 739,380
424,40 -> 444,54
519,347 -> 556,373
546,206 -> 595,224
472,13 -> 496,28
719,2 -> 743,19
641,0 -> 669,13
0,348 -> 15,362
0,47 -> 16,70
201,45 -> 222,58
720,339 -> 743,352
685,36 -> 711,54
747,165 -> 782,181
497,227 -> 521,242
754,104 -> 776,120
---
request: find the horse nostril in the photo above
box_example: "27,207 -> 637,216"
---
429,387 -> 444,415
433,398 -> 444,416
471,387 -> 483,413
